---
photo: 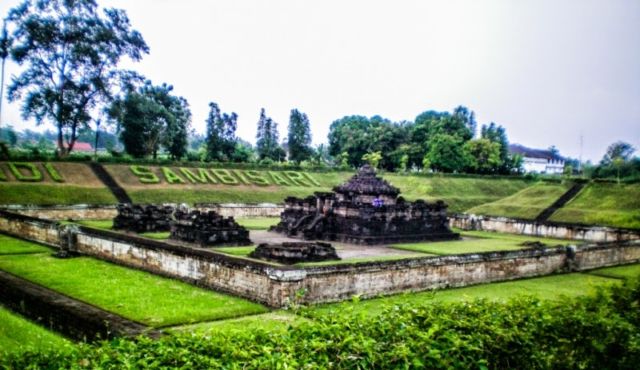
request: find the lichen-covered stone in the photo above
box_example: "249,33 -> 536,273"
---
170,209 -> 251,246
272,165 -> 459,244
250,242 -> 340,264
113,204 -> 173,233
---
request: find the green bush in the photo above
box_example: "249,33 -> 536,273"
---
3,278 -> 639,369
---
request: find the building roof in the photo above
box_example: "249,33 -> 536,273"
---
72,142 -> 94,152
508,144 -> 563,161
333,165 -> 400,196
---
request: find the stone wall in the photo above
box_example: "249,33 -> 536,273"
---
1,204 -> 117,221
0,210 -> 638,307
450,214 -> 640,242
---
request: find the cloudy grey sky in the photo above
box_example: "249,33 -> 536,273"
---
1,0 -> 638,162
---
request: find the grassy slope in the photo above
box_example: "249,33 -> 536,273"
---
386,175 -> 534,213
308,272 -> 620,317
587,264 -> 640,280
392,230 -> 572,255
0,246 -> 266,327
169,312 -> 307,334
466,182 -> 571,219
0,184 -> 116,205
549,183 -> 640,229
0,305 -> 71,357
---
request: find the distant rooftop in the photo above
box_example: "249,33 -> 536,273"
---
509,144 -> 563,161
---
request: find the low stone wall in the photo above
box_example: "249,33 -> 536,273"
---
0,203 -> 283,221
0,210 -> 61,247
1,210 -> 639,307
195,203 -> 283,218
1,204 -> 117,221
450,214 -> 640,242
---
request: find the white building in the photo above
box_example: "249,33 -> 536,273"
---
509,144 -> 565,174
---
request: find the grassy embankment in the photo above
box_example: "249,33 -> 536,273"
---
0,162 -> 116,205
465,182 -> 572,219
549,183 -> 640,229
0,305 -> 71,358
0,236 -> 267,328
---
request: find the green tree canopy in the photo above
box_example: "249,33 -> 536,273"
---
287,109 -> 312,163
7,0 -> 148,157
205,102 -> 238,162
256,108 -> 284,161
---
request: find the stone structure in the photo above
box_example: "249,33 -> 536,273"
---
272,165 -> 459,244
113,204 -> 173,233
250,242 -> 340,264
170,209 -> 251,246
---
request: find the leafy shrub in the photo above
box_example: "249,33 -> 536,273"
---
3,278 -> 639,369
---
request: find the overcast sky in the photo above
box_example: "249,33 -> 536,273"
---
1,0 -> 638,162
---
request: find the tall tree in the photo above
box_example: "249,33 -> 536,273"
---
425,134 -> 469,173
287,109 -> 312,163
109,82 -> 190,159
480,122 -> 514,173
205,102 -> 238,162
463,138 -> 501,174
6,0 -> 148,157
601,141 -> 635,165
256,108 -> 282,161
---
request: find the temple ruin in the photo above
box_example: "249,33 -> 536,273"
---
272,165 -> 459,244
113,204 -> 173,233
250,242 -> 340,264
170,209 -> 251,246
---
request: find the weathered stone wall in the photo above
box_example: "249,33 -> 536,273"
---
195,203 -> 283,217
1,204 -> 117,221
1,204 -> 282,220
450,214 -> 640,242
0,210 -> 61,247
0,210 -> 638,307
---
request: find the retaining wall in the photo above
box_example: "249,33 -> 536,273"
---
1,210 -> 639,307
450,214 -> 640,242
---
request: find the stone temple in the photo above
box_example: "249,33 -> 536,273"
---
272,165 -> 459,244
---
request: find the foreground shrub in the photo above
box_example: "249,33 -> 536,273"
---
3,278 -> 639,369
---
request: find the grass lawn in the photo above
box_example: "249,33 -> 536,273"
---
392,230 -> 573,255
0,305 -> 71,357
235,217 -> 279,230
0,184 -> 116,205
308,273 -> 619,317
0,244 -> 267,327
169,311 -> 306,334
386,175 -> 534,213
587,263 -> 640,280
466,182 -> 571,219
76,219 -> 113,230
215,246 -> 256,256
549,183 -> 640,229
0,234 -> 52,255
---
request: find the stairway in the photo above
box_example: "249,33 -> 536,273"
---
88,162 -> 132,204
535,182 -> 585,222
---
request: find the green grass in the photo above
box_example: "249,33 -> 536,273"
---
587,263 -> 640,280
392,230 -> 572,255
466,182 -> 571,219
549,183 -> 640,229
0,245 -> 267,327
76,219 -> 113,230
214,246 -> 256,256
140,231 -> 170,240
0,305 -> 71,357
169,311 -> 306,334
308,273 -> 618,317
386,175 -> 534,213
235,217 -> 279,230
0,184 -> 117,205
0,234 -> 51,255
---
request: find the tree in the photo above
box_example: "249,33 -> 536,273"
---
6,0 -> 148,157
463,138 -> 501,174
453,105 -> 477,138
256,108 -> 282,161
480,122 -> 512,173
426,134 -> 468,173
205,102 -> 238,162
287,109 -> 312,163
601,141 -> 635,165
109,82 -> 191,159
362,151 -> 382,169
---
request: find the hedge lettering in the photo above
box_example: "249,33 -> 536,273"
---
8,162 -> 43,182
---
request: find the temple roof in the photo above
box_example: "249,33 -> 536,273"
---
333,165 -> 400,196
